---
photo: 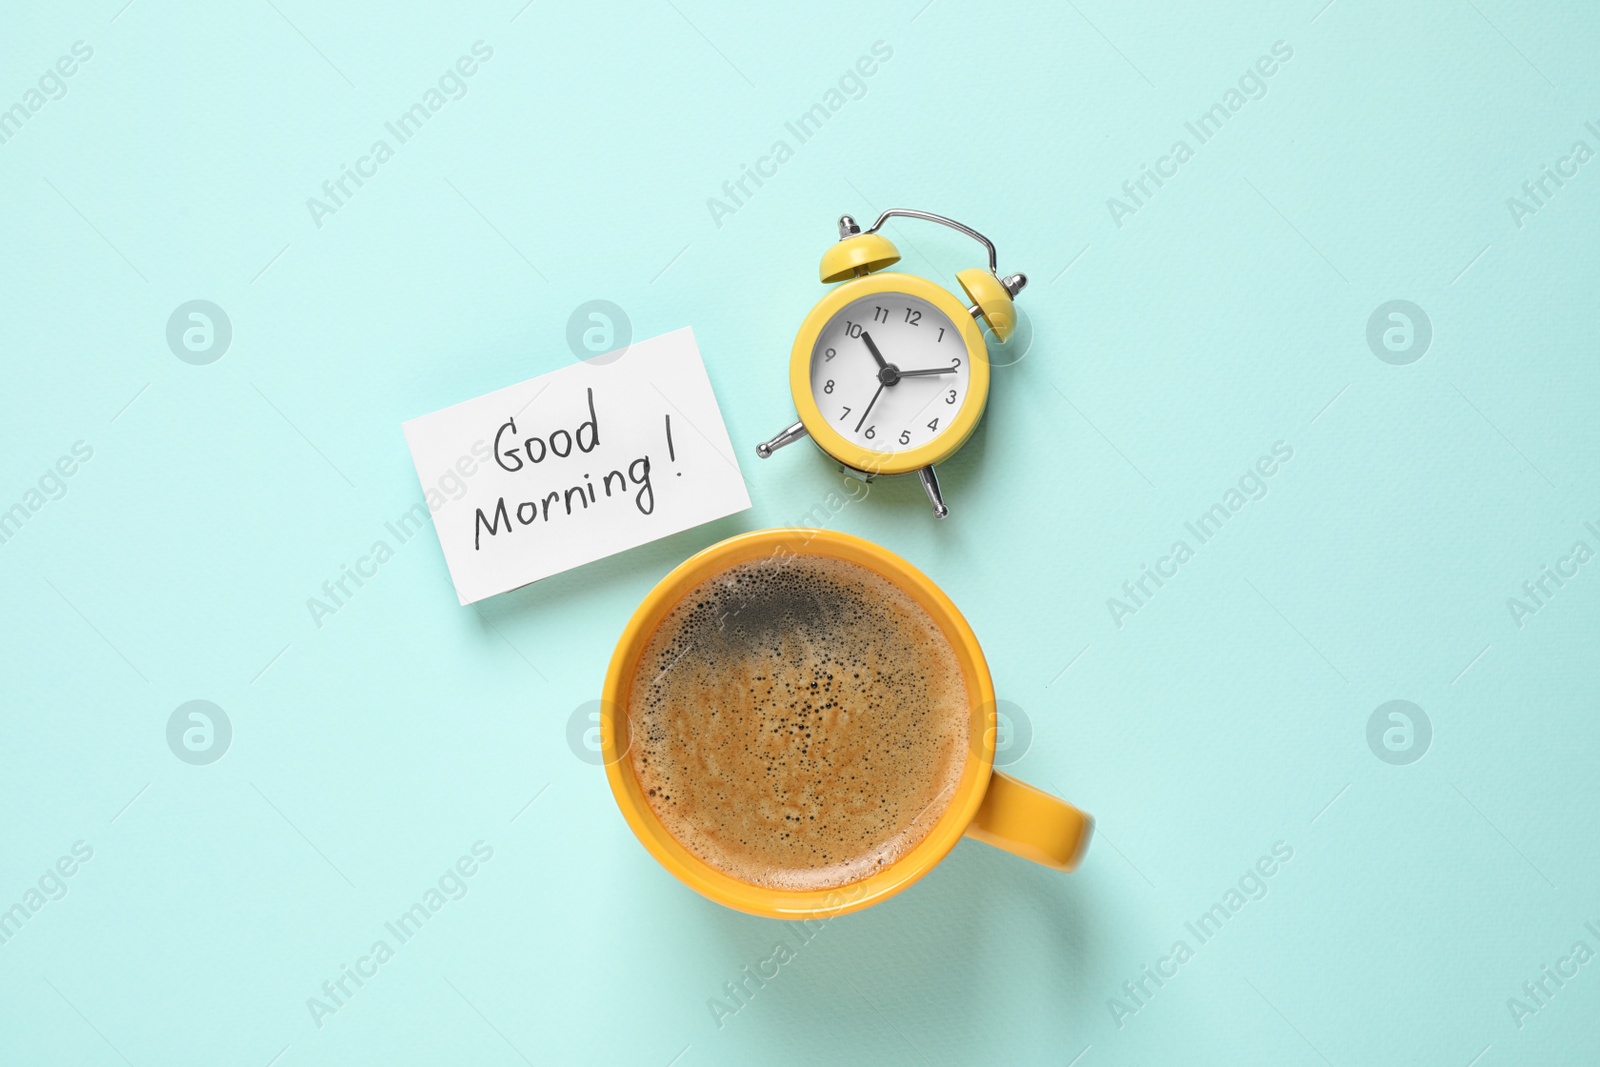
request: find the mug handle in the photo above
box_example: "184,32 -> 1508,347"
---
964,771 -> 1093,870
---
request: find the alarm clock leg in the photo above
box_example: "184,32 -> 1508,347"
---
917,465 -> 949,519
755,421 -> 808,459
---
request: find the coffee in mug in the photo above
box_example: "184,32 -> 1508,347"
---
627,552 -> 968,891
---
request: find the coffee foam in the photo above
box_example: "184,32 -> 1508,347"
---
627,552 -> 969,891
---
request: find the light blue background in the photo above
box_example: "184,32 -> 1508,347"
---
3,1 -> 1598,1064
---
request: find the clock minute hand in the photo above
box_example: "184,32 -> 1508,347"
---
855,382 -> 885,433
861,331 -> 889,371
896,366 -> 958,377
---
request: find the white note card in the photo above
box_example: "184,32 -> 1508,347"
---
402,327 -> 751,604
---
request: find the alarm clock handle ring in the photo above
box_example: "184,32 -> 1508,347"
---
864,208 -> 1002,274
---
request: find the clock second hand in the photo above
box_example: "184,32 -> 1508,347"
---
896,366 -> 957,377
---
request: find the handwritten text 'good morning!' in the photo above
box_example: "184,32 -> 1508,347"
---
472,389 -> 673,550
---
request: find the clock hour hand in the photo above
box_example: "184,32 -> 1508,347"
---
896,366 -> 958,377
860,331 -> 889,371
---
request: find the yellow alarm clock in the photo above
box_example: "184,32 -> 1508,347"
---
755,209 -> 1026,518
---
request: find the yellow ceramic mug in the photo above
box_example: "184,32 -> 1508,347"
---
600,528 -> 1092,919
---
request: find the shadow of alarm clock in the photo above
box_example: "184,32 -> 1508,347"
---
756,209 -> 1026,519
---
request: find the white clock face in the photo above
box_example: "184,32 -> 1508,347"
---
808,293 -> 969,453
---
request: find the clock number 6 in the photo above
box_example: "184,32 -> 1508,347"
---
864,425 -> 876,439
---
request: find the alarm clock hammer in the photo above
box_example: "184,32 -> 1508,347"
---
756,208 -> 1027,519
